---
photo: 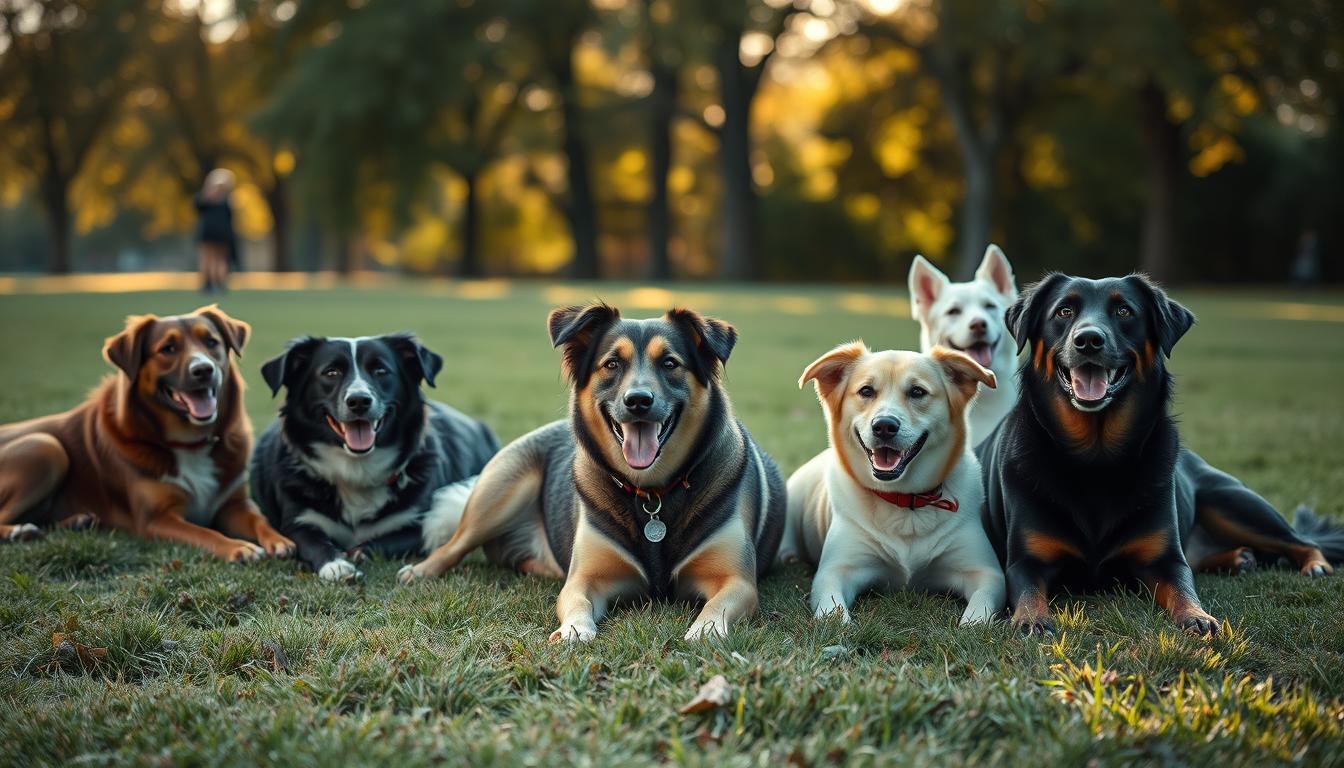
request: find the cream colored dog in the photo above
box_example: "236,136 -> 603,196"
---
779,343 -> 1006,624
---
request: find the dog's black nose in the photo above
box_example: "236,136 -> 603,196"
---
623,388 -> 654,414
345,393 -> 373,414
871,416 -> 900,441
969,318 -> 987,334
189,361 -> 214,382
1073,327 -> 1106,352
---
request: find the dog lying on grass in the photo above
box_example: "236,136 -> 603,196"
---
399,304 -> 786,642
0,306 -> 293,560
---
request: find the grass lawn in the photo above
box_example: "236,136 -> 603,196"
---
1,280 -> 1343,766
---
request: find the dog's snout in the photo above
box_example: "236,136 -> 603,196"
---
188,360 -> 215,382
1072,327 -> 1106,352
969,317 -> 988,334
870,416 -> 900,441
345,392 -> 373,414
623,388 -> 654,414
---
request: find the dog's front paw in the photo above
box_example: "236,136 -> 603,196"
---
1176,611 -> 1220,637
4,523 -> 43,542
396,564 -> 421,585
258,531 -> 295,558
684,619 -> 728,641
548,622 -> 597,644
318,558 -> 362,584
224,540 -> 265,562
812,602 -> 851,624
61,513 -> 98,531
1300,559 -> 1333,578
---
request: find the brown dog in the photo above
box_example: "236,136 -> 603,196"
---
0,306 -> 293,560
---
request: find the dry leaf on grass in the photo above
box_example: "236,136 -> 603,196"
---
51,632 -> 107,667
678,674 -> 733,715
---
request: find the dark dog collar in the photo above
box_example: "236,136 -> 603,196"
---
869,485 -> 959,512
609,472 -> 691,501
163,435 -> 219,450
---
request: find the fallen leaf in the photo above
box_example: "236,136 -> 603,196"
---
261,640 -> 289,673
679,674 -> 733,715
226,592 -> 253,611
177,591 -> 195,609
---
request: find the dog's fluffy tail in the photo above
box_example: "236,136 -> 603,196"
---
420,476 -> 479,553
1294,505 -> 1344,564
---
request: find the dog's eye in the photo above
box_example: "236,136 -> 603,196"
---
661,358 -> 679,370
1056,306 -> 1073,318
372,366 -> 390,377
908,386 -> 927,399
203,336 -> 219,349
603,359 -> 620,371
160,343 -> 177,355
984,303 -> 996,310
323,368 -> 341,379
1116,305 -> 1133,318
946,307 -> 962,316
858,385 -> 876,398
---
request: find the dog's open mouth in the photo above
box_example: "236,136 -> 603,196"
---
608,409 -> 679,470
162,385 -> 218,425
855,427 -> 929,481
1057,363 -> 1130,412
950,338 -> 996,369
326,413 -> 386,455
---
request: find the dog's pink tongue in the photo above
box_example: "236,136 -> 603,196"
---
872,447 -> 902,471
621,421 -> 659,469
967,343 -> 993,369
344,420 -> 375,452
1070,366 -> 1109,401
182,391 -> 217,420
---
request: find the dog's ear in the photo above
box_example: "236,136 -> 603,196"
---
1005,272 -> 1067,354
907,255 -> 950,319
932,345 -> 997,403
666,307 -> 737,381
799,341 -> 868,400
193,304 -> 250,356
548,303 -> 620,383
103,314 -> 159,380
975,244 -> 1018,301
1126,273 -> 1195,357
260,336 -> 322,397
385,333 -> 443,388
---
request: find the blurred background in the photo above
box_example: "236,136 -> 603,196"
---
0,0 -> 1340,284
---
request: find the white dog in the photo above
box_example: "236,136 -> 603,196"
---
908,244 -> 1018,446
779,342 -> 1006,625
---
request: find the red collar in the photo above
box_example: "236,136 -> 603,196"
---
610,472 -> 691,500
164,435 -> 219,450
868,486 -> 959,512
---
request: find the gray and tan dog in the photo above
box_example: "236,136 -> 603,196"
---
400,304 -> 786,642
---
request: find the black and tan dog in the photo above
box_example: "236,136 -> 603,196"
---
0,306 -> 293,560
979,273 -> 1344,635
399,304 -> 786,642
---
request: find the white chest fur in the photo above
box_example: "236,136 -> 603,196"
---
162,447 -> 222,526
295,446 -> 412,547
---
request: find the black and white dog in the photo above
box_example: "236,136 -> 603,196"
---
252,334 -> 499,582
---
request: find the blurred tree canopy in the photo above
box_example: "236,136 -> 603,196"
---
0,0 -> 1339,282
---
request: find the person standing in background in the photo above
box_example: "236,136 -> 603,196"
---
195,169 -> 237,293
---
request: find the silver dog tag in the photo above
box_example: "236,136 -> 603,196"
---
643,518 -> 667,543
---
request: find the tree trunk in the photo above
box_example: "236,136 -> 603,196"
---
266,175 -> 292,272
333,233 -> 354,275
41,173 -> 72,274
553,53 -> 600,280
646,60 -> 676,280
714,35 -> 759,282
1139,80 -> 1180,282
956,149 -> 993,281
459,169 -> 482,278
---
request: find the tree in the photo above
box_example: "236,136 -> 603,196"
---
689,0 -> 802,281
0,0 -> 143,273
